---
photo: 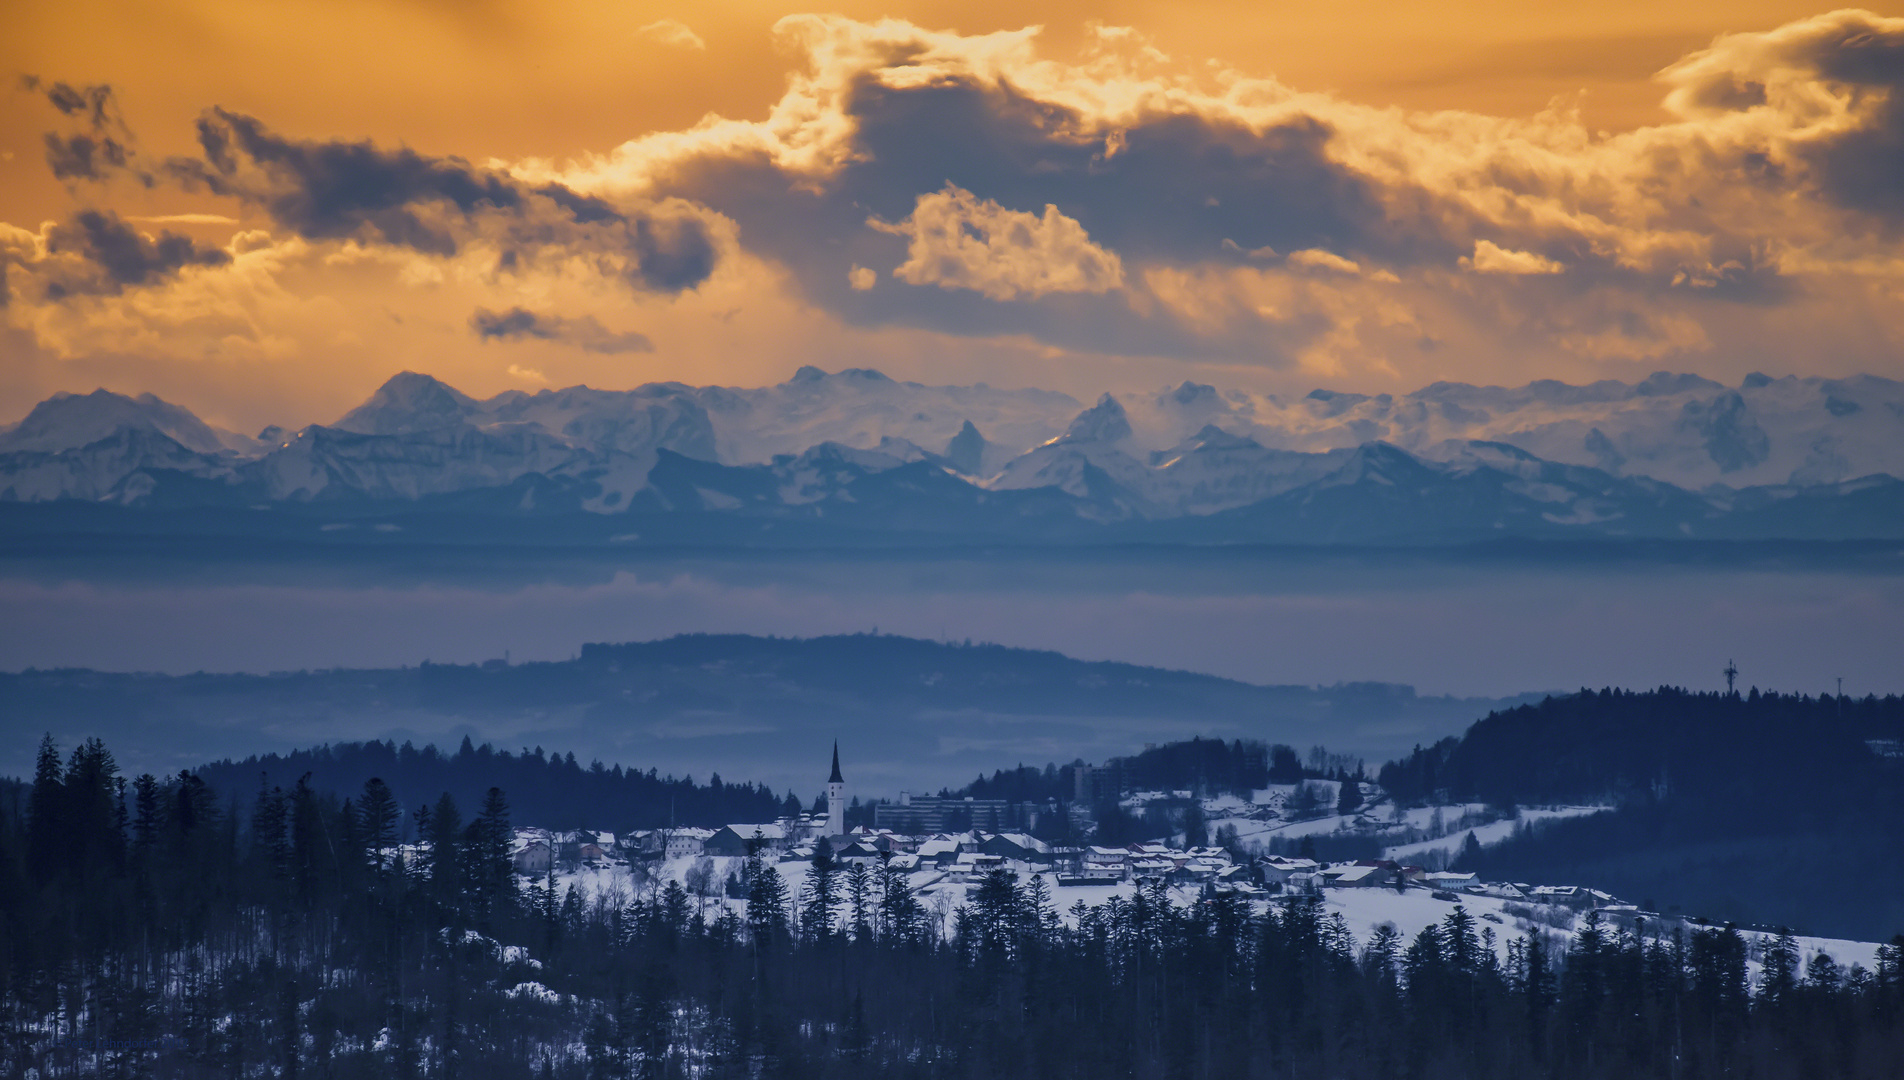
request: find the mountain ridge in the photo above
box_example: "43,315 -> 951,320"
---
4,368 -> 1902,543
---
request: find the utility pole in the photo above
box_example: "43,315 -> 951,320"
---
1723,660 -> 1738,696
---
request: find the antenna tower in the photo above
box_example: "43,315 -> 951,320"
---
1723,660 -> 1739,696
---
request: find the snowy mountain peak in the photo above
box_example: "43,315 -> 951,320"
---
787,365 -> 893,387
0,387 -> 251,456
1167,381 -> 1222,407
333,372 -> 479,435
1063,393 -> 1133,444
1635,371 -> 1724,397
1178,424 -> 1260,452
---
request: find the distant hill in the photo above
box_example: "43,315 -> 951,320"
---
0,633 -> 1541,794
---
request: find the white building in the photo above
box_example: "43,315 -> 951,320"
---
664,827 -> 715,860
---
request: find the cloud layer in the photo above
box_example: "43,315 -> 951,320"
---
471,306 -> 654,354
6,9 -> 1904,427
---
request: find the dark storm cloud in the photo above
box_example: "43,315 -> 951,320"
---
662,73 -> 1398,359
838,78 -> 1403,266
40,210 -> 230,298
170,108 -> 715,290
43,132 -> 134,183
23,77 -> 150,186
1667,10 -> 1904,222
1796,22 -> 1904,218
24,77 -> 120,131
653,34 -> 1797,361
470,306 -> 654,354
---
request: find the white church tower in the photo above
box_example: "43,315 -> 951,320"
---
827,740 -> 845,837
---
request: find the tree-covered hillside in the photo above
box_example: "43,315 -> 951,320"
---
195,738 -> 787,831
1378,688 -> 1904,938
5,732 -> 1903,1079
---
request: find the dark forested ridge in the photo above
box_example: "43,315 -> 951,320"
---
0,631 -> 1539,793
1377,686 -> 1903,807
194,738 -> 786,833
1381,687 -> 1904,939
6,733 -> 1904,1080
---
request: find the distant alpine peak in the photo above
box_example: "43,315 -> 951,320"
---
1178,424 -> 1259,451
0,386 -> 253,456
788,365 -> 893,386
7,367 -> 1904,518
333,372 -> 478,435
1062,393 -> 1133,444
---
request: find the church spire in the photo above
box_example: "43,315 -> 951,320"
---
826,740 -> 846,837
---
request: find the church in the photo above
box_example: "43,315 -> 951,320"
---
826,739 -> 845,837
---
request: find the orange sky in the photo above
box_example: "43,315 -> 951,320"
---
4,2 -> 1902,431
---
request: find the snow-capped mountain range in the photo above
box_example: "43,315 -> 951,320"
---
3,368 -> 1901,542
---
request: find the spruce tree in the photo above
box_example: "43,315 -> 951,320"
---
744,846 -> 790,949
358,778 -> 400,876
800,838 -> 838,943
1337,778 -> 1363,816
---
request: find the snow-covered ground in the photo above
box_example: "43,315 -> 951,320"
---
1204,788 -> 1614,871
539,853 -> 1884,980
1381,807 -> 1612,863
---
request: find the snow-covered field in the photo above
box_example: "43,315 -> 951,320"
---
540,853 -> 1883,979
1205,786 -> 1613,870
1380,807 -> 1612,863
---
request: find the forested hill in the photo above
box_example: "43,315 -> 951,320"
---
1378,686 -> 1903,807
194,739 -> 786,831
1379,688 -> 1904,939
0,631 -> 1541,793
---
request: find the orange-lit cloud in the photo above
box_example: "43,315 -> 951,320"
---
4,6 -> 1904,431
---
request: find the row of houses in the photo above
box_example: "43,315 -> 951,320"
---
511,819 -> 1258,887
1258,855 -> 1625,910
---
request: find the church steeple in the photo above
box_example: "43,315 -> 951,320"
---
826,740 -> 845,835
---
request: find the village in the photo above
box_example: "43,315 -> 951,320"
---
507,816 -> 1623,909
476,743 -> 1886,978
492,745 -> 1654,939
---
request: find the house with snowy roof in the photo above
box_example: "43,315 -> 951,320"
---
510,837 -> 552,875
1082,846 -> 1130,880
1257,856 -> 1320,885
704,823 -> 789,857
979,833 -> 1052,863
663,827 -> 715,860
1320,864 -> 1388,888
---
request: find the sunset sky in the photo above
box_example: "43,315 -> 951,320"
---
4,2 -> 1903,434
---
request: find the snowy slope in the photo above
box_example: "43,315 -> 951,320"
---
1116,373 -> 1904,491
688,367 -> 1078,469
0,388 -> 261,456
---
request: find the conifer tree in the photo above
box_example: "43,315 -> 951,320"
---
800,838 -> 838,943
1337,778 -> 1363,816
359,778 -> 400,876
744,845 -> 790,949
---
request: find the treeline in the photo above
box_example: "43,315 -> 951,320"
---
951,737 -> 1349,807
194,737 -> 787,832
7,733 -> 1904,1079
